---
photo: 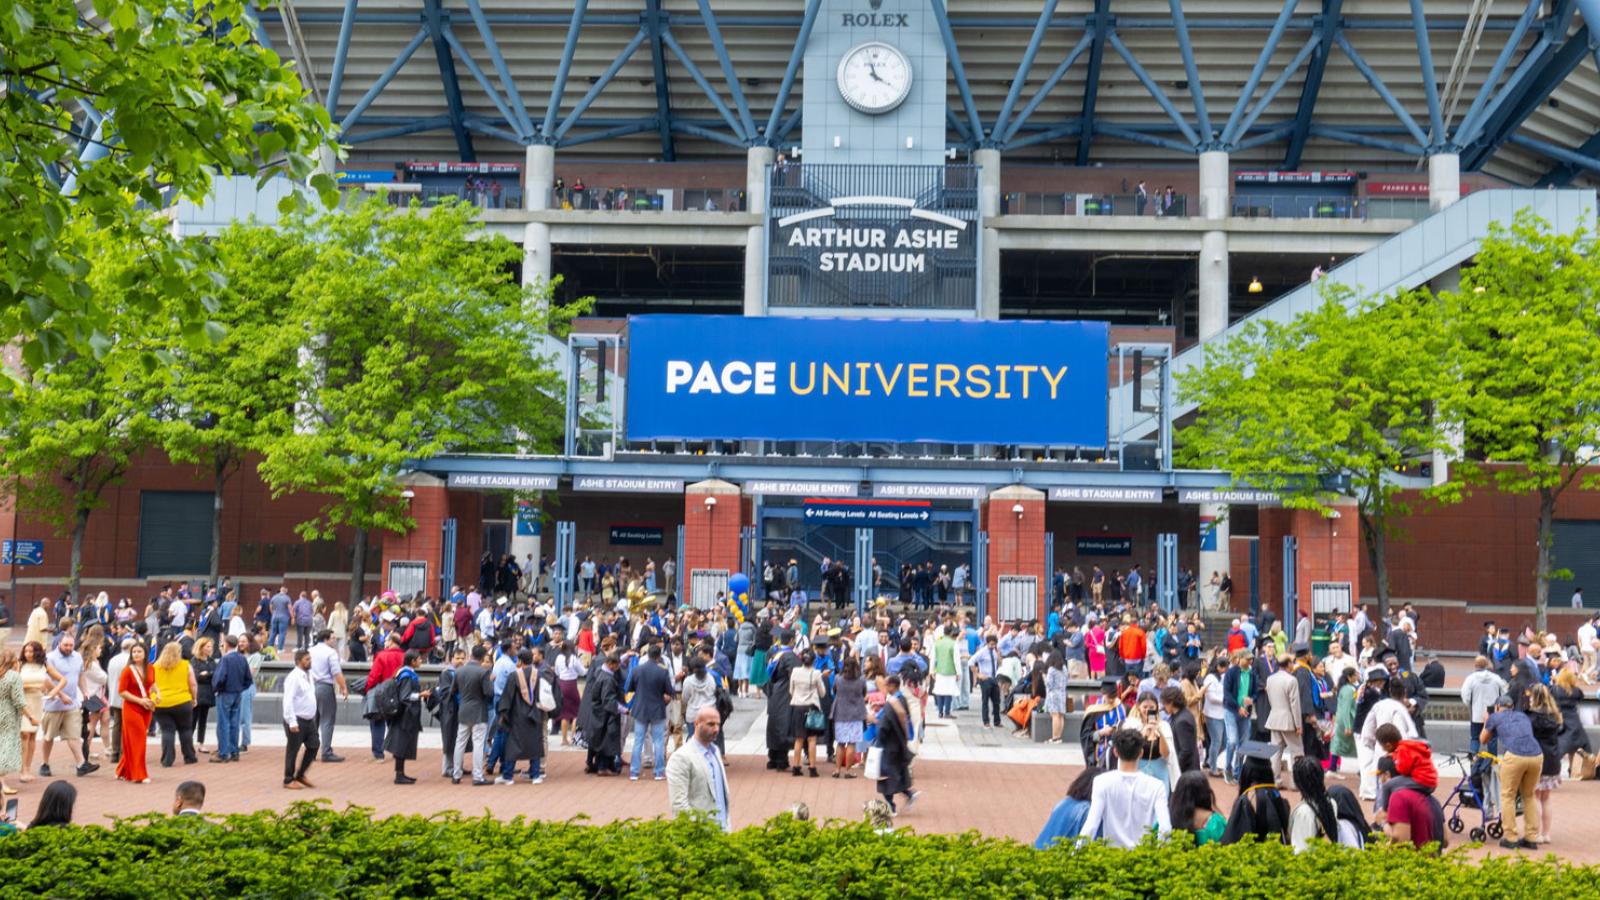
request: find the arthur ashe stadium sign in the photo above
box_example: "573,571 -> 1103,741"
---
624,315 -> 1108,447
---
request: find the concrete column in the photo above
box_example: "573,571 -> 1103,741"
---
1428,265 -> 1464,485
522,221 -> 552,289
1428,152 -> 1460,213
509,501 -> 542,596
1196,150 -> 1232,596
525,143 -> 554,211
743,146 -> 776,317
975,148 -> 1002,320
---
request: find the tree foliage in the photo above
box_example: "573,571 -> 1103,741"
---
0,0 -> 334,368
1177,286 -> 1455,616
240,198 -> 586,601
1440,211 -> 1600,630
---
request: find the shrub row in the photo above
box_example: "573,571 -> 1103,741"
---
2,805 -> 1598,899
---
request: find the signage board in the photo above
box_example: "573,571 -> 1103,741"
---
609,525 -> 665,545
626,315 -> 1109,446
445,472 -> 559,491
1178,488 -> 1282,505
741,479 -> 859,497
1076,535 -> 1133,556
336,169 -> 396,184
403,161 -> 520,175
803,499 -> 931,528
1234,171 -> 1357,185
1048,486 -> 1163,504
573,476 -> 684,494
872,483 -> 987,500
514,502 -> 541,538
1,540 -> 43,566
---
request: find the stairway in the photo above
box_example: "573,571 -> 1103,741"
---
1114,188 -> 1597,441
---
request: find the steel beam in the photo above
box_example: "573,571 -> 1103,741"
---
1510,132 -> 1600,175
441,27 -> 520,137
1409,0 -> 1445,146
1237,121 -> 1298,151
337,27 -> 428,135
1232,33 -> 1319,147
463,0 -> 534,139
697,0 -> 757,141
659,28 -> 747,142
1334,33 -> 1430,148
344,115 -> 452,144
1107,32 -> 1199,147
644,0 -> 676,159
1285,0 -> 1343,168
244,1 -> 275,51
763,0 -> 821,143
1463,23 -> 1586,169
461,118 -> 525,145
325,0 -> 358,116
1221,0 -> 1298,145
777,107 -> 803,141
1167,0 -> 1211,143
543,0 -> 589,139
1005,120 -> 1082,151
1536,127 -> 1600,185
1452,0 -> 1542,148
1076,0 -> 1111,165
929,0 -> 984,141
555,27 -> 650,141
557,120 -> 659,149
1093,123 -> 1195,154
423,0 -> 474,159
1308,124 -> 1425,156
1001,30 -> 1094,144
947,108 -> 973,146
991,0 -> 1061,145
669,120 -> 749,149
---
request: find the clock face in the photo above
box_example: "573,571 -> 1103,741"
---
836,42 -> 913,115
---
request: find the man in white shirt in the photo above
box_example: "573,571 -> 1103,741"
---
168,595 -> 188,630
1079,729 -> 1172,848
281,648 -> 319,789
1573,588 -> 1585,609
308,630 -> 348,763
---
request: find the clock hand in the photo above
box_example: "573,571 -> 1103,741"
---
867,61 -> 885,83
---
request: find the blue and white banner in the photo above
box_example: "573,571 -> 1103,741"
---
625,315 -> 1108,446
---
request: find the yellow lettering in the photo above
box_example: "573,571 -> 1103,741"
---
1040,365 -> 1068,400
790,362 -> 816,395
906,363 -> 929,397
965,364 -> 991,398
934,363 -> 959,397
1012,364 -> 1038,399
854,362 -> 871,396
822,362 -> 849,395
994,364 -> 1012,399
873,362 -> 904,395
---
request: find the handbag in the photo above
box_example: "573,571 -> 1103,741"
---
537,675 -> 558,713
863,745 -> 883,780
805,705 -> 826,732
83,695 -> 106,715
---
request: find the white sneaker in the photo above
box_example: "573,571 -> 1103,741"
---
531,775 -> 545,785
494,777 -> 513,785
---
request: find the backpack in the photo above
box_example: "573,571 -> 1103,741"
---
366,676 -> 405,721
537,674 -> 558,713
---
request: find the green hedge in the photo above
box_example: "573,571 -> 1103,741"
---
1,805 -> 1597,899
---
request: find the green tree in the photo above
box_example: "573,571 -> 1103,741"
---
247,197 -> 585,603
0,0 -> 334,367
0,229 -> 170,599
1441,212 -> 1600,632
1177,287 -> 1455,619
153,223 -> 307,589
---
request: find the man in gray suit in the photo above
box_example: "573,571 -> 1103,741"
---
452,644 -> 493,785
628,644 -> 677,781
666,706 -> 730,831
1263,654 -> 1302,784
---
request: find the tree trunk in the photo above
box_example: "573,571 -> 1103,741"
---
1536,486 -> 1555,633
209,462 -> 226,592
1360,513 -> 1391,622
69,507 -> 89,602
349,526 -> 368,605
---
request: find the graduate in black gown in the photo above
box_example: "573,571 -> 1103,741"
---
764,632 -> 799,770
1222,741 -> 1291,845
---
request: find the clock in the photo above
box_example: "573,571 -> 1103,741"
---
836,41 -> 913,115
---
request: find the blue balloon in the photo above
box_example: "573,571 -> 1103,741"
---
728,572 -> 750,598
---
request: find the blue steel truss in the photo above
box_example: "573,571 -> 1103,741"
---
250,1 -> 1600,177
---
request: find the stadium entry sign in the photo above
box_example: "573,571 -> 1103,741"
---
625,315 -> 1108,447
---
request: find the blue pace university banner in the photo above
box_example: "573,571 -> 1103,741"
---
625,315 -> 1108,446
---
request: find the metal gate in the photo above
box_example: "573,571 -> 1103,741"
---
1311,581 -> 1353,616
675,524 -> 686,600
1157,532 -> 1178,611
552,520 -> 576,613
739,526 -> 758,600
439,518 -> 458,599
997,575 -> 1037,622
690,568 -> 729,611
1282,536 -> 1299,636
853,528 -> 874,612
387,560 -> 428,601
1043,532 -> 1055,605
973,531 -> 989,615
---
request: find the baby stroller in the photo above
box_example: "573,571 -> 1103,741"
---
1443,751 -> 1503,842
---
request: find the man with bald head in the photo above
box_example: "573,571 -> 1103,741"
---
665,706 -> 731,831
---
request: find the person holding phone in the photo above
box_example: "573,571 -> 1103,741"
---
1,649 -> 40,796
116,643 -> 156,783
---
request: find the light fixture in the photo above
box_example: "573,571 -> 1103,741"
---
906,136 -> 914,149
1248,277 -> 1263,294
1012,502 -> 1025,519
833,135 -> 841,148
399,489 -> 415,499
704,496 -> 718,509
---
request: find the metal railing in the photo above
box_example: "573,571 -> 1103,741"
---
1002,191 -> 1190,217
1229,194 -> 1365,220
553,186 -> 748,212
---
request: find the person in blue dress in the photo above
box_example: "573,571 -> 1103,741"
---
1035,766 -> 1104,848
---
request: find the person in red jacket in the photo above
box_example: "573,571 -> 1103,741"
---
365,634 -> 405,761
1118,617 -> 1148,676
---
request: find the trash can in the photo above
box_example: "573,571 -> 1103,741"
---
1311,628 -> 1331,659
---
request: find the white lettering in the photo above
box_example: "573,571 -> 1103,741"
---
689,361 -> 721,393
722,361 -> 753,394
754,362 -> 777,395
665,360 -> 692,393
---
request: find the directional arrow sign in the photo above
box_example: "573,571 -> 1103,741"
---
1,539 -> 43,566
801,499 -> 932,528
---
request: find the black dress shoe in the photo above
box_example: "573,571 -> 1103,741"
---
1500,839 -> 1523,850
1519,839 -> 1540,850
321,753 -> 345,763
394,774 -> 417,785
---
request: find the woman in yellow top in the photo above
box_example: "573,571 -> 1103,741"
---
151,643 -> 199,768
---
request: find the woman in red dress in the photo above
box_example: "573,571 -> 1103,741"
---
116,643 -> 155,783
